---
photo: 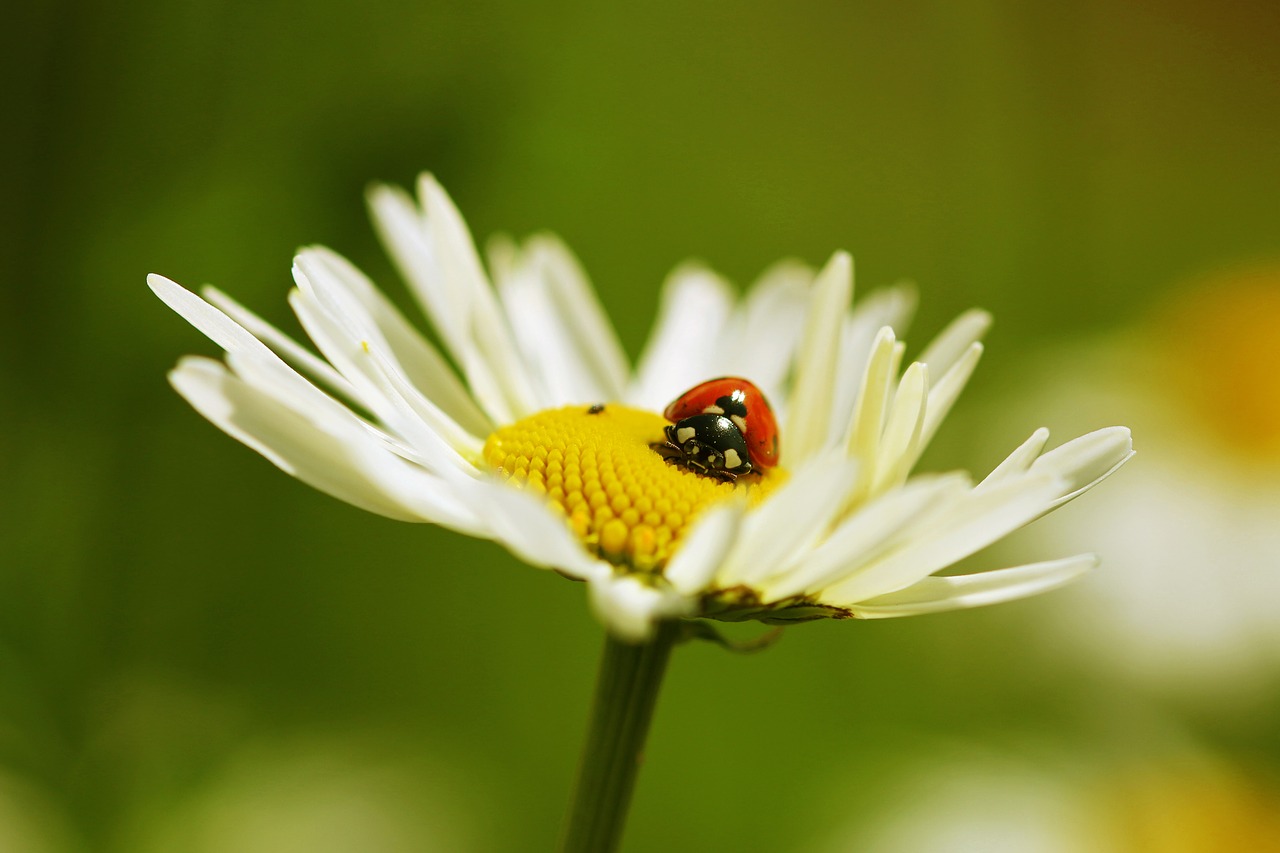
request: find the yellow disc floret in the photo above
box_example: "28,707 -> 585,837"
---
483,404 -> 784,572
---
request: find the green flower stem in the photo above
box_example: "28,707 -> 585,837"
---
560,620 -> 681,853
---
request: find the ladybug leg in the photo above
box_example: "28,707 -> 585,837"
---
651,426 -> 680,456
685,445 -> 739,483
650,426 -> 688,465
652,424 -> 748,484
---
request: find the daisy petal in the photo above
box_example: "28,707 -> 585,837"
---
296,247 -> 493,438
468,479 -> 602,579
840,327 -> 897,506
720,454 -> 860,587
152,275 -> 385,449
589,574 -> 692,643
870,360 -> 928,496
764,473 -> 971,600
664,502 -> 746,596
202,285 -> 358,403
366,184 -> 468,351
487,252 -> 567,409
528,234 -> 630,401
826,284 -> 918,446
820,473 -> 1066,604
1028,426 -> 1135,509
367,181 -> 530,424
170,357 -> 480,531
917,308 -> 992,377
631,264 -> 735,410
848,554 -> 1098,618
418,175 -> 539,420
149,274 -> 279,361
493,235 -> 629,406
719,260 -> 813,401
914,341 -> 983,456
784,251 -> 853,464
220,347 -> 398,454
978,427 -> 1051,490
287,283 -> 479,469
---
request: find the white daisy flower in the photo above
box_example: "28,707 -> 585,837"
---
150,174 -> 1132,642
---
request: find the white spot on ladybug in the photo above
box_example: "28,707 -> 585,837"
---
703,405 -> 724,415
676,426 -> 697,444
730,414 -> 748,434
724,448 -> 743,469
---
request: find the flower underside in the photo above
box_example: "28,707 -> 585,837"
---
483,405 -> 784,572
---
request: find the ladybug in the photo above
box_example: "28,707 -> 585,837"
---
657,377 -> 780,481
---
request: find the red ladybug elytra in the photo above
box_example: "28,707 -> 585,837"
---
659,377 -> 780,481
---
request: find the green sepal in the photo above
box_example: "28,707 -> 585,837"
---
680,621 -> 784,653
699,587 -> 853,624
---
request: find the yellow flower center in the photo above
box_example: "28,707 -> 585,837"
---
483,404 -> 784,571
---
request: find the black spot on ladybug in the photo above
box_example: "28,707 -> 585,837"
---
656,412 -> 755,483
715,393 -> 748,419
587,403 -> 606,415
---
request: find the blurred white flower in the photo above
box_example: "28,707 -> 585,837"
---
829,745 -> 1280,853
152,174 -> 1131,640
1006,265 -> 1280,699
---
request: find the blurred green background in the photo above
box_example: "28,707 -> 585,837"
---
5,1 -> 1280,850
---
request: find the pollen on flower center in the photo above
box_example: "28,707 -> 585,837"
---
483,405 -> 784,571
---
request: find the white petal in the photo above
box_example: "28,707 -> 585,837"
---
820,473 -> 1066,604
528,234 -> 630,400
152,274 -> 393,455
170,357 -> 480,531
914,341 -> 983,457
297,247 -> 492,438
367,181 -> 531,424
589,574 -> 693,643
840,327 -> 897,507
287,284 -> 478,472
766,473 -> 971,600
202,285 -> 358,403
366,184 -> 468,351
848,283 -> 918,346
1028,426 -> 1134,509
917,308 -> 991,377
977,427 -> 1051,490
784,251 -> 853,464
664,502 -> 745,596
848,554 -> 1097,618
719,453 -> 859,587
291,253 -> 484,459
493,263 -> 561,408
870,360 -> 928,496
416,174 -> 492,307
717,260 -> 813,401
886,340 -> 906,401
220,347 -> 400,456
418,175 -> 539,420
825,283 -> 918,447
493,236 -> 628,407
631,264 -> 735,410
149,274 -> 279,361
466,478 -> 601,578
